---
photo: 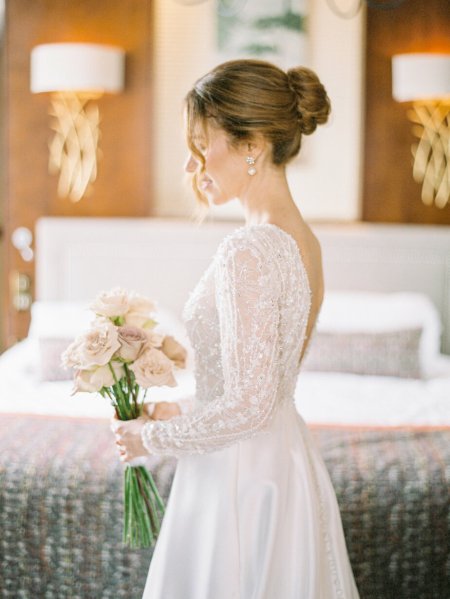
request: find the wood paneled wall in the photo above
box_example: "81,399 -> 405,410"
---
362,0 -> 450,224
2,0 -> 153,347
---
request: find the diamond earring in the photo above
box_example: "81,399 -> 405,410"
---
246,156 -> 256,176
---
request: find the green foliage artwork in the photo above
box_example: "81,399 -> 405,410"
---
217,0 -> 308,69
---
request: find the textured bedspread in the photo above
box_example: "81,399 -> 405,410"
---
0,415 -> 448,599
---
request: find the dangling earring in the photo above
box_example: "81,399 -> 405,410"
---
246,156 -> 256,176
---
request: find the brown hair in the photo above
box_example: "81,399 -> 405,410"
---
185,59 -> 331,206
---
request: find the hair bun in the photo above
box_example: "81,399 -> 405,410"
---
287,67 -> 331,135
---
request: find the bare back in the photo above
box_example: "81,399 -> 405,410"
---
272,218 -> 324,360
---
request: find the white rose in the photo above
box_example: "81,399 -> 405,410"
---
61,337 -> 84,369
146,329 -> 164,349
90,287 -> 130,318
117,325 -> 147,362
123,291 -> 157,329
73,362 -> 125,393
124,311 -> 157,329
128,292 -> 156,315
76,321 -> 121,368
129,347 -> 177,388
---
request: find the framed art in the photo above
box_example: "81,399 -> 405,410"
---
217,0 -> 308,69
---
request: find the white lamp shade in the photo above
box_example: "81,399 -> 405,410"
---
30,43 -> 125,94
392,53 -> 450,102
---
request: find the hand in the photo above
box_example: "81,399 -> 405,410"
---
111,415 -> 148,464
144,401 -> 181,421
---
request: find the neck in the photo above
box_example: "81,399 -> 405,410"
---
238,165 -> 300,227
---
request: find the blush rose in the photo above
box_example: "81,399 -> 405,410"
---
130,347 -> 177,388
72,321 -> 121,369
117,325 -> 148,362
160,335 -> 187,369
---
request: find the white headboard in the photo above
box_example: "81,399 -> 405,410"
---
36,217 -> 450,354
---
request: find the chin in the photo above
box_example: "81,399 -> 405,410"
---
208,192 -> 237,206
207,194 -> 229,206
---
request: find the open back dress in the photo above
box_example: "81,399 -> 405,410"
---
141,223 -> 360,599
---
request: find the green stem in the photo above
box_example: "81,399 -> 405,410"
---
135,467 -> 158,534
109,363 -> 133,420
142,468 -> 166,515
124,364 -> 139,418
102,386 -> 123,419
129,467 -> 151,546
108,362 -> 126,401
123,467 -> 132,544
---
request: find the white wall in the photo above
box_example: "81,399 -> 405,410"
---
152,0 -> 366,222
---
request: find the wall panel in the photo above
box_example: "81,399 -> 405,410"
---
2,0 -> 153,346
362,0 -> 450,224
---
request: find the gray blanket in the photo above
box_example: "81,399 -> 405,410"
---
0,415 -> 448,598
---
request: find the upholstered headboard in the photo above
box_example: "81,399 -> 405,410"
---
35,217 -> 450,354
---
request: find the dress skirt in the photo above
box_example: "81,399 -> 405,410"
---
143,401 -> 360,599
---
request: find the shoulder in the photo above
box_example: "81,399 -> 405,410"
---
214,226 -> 285,292
216,224 -> 284,264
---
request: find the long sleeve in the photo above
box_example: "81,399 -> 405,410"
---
141,237 -> 282,457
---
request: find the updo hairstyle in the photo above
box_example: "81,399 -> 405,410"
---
185,59 -> 331,206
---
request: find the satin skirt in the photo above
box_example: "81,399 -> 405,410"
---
143,401 -> 360,599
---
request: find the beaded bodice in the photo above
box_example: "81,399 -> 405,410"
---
142,224 -> 312,457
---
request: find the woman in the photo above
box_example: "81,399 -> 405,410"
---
112,59 -> 360,599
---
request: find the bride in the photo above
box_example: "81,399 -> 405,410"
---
112,59 -> 360,599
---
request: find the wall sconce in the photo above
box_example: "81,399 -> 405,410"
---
30,43 -> 125,202
392,53 -> 450,209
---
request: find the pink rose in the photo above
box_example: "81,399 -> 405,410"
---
117,325 -> 148,362
129,347 -> 177,388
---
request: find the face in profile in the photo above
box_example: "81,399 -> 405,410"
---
184,123 -> 253,206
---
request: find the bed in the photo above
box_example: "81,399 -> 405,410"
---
0,217 -> 449,598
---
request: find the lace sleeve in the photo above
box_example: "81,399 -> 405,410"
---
141,236 -> 282,457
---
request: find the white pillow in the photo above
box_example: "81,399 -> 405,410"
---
315,292 -> 442,376
28,300 -> 186,340
28,301 -> 93,339
28,300 -> 192,375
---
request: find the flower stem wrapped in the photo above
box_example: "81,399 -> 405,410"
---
62,287 -> 187,548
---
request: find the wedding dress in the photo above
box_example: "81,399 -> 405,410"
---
141,223 -> 360,599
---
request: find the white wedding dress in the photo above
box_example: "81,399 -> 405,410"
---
141,223 -> 360,599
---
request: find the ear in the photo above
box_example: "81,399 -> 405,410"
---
239,133 -> 267,160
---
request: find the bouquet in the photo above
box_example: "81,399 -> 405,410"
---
62,287 -> 186,548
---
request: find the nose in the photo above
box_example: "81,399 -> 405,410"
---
184,154 -> 198,173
